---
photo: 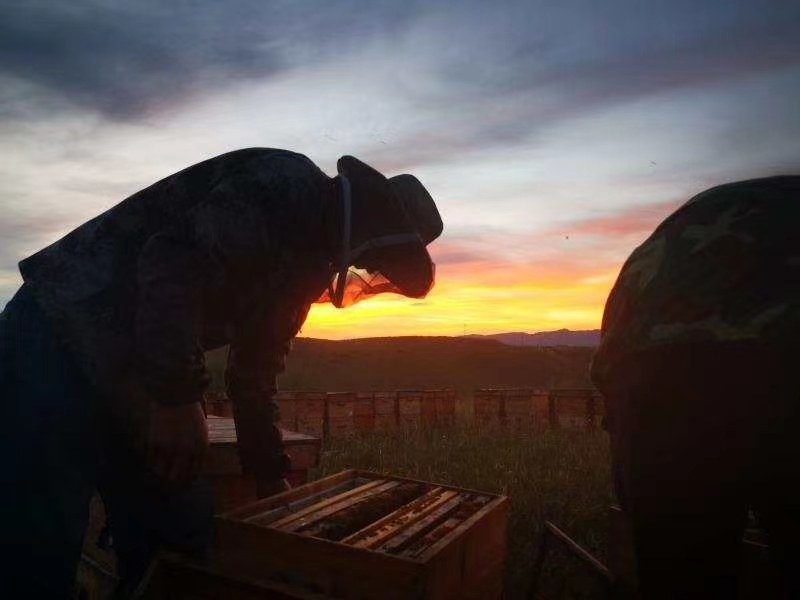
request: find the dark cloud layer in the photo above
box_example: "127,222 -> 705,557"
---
2,0 -> 799,123
0,0 -> 422,118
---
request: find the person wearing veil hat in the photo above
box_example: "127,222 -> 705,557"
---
0,148 -> 443,595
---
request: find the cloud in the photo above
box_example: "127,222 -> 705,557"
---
0,1 -> 423,119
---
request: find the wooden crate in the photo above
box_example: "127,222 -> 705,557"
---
421,390 -> 439,425
436,389 -> 456,427
503,389 -> 533,431
274,391 -> 298,431
473,389 -> 504,426
398,390 -> 423,428
295,392 -> 326,437
327,392 -> 356,438
532,391 -> 551,430
551,390 -> 592,430
205,416 -> 322,511
374,391 -> 398,431
354,392 -> 376,431
215,469 -> 509,599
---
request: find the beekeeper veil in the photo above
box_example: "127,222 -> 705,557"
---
320,156 -> 443,308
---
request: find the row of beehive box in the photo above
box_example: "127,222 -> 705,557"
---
272,389 -> 457,438
474,388 -> 605,430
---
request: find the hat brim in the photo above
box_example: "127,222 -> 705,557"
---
361,240 -> 435,299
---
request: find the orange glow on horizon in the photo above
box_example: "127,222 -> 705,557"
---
300,263 -> 618,339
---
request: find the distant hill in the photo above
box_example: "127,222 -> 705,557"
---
466,329 -> 600,347
205,336 -> 595,397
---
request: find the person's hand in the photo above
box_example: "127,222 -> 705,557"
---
256,477 -> 291,499
148,402 -> 209,485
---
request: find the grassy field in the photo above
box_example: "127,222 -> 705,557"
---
312,424 -> 614,599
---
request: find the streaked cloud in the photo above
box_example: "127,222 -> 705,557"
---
1,0 -> 799,336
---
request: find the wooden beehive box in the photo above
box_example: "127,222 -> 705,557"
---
473,389 -> 504,426
532,391 -> 551,430
503,389 -> 533,431
354,392 -> 376,431
590,392 -> 605,429
374,391 -> 398,430
274,391 -> 298,431
421,390 -> 439,424
205,416 -> 322,510
295,391 -> 326,437
551,390 -> 592,430
327,392 -> 356,438
214,470 -> 509,599
436,389 -> 456,426
398,390 -> 423,428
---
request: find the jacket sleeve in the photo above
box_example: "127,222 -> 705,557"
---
225,302 -> 313,481
134,170 -> 280,405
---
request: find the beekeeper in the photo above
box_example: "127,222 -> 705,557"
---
0,148 -> 443,595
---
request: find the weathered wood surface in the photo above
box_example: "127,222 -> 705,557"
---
205,415 -> 322,510
215,469 -> 508,599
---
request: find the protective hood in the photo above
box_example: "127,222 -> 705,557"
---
318,156 -> 442,308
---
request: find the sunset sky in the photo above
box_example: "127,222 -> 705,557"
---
1,1 -> 799,338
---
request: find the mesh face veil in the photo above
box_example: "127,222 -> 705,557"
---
319,174 -> 425,308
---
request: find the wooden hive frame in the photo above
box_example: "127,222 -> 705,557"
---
214,469 -> 509,600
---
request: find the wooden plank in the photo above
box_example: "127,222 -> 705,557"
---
277,481 -> 403,533
377,495 -> 465,555
264,479 -> 392,530
214,519 -> 425,599
222,470 -> 360,521
343,488 -> 459,550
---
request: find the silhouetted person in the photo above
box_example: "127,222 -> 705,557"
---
591,176 -> 799,598
0,149 -> 443,596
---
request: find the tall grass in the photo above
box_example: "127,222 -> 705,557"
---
313,424 -> 614,599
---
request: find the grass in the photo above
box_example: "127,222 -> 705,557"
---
312,424 -> 614,599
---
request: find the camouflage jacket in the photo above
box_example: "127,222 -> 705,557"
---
18,148 -> 334,479
591,176 -> 800,388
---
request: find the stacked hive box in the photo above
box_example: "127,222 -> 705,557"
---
398,390 -> 423,428
473,389 -> 504,426
531,390 -> 551,430
295,391 -> 326,436
354,392 -> 376,431
503,389 -> 534,431
550,389 -> 593,430
421,390 -> 439,425
435,388 -> 457,426
216,470 -> 509,599
327,392 -> 356,438
204,415 -> 322,509
374,391 -> 398,430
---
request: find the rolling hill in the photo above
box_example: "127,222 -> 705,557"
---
205,336 -> 595,397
